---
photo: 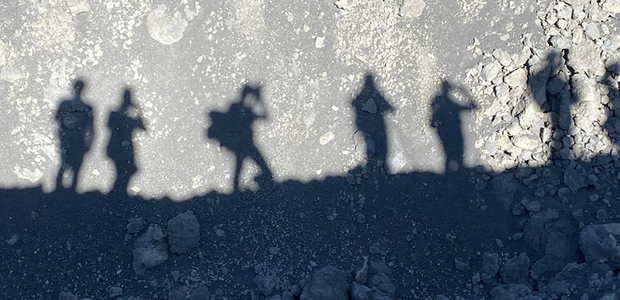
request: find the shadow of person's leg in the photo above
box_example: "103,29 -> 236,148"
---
71,156 -> 84,192
233,155 -> 244,192
248,146 -> 273,187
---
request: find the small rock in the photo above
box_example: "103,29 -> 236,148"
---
482,253 -> 500,277
481,61 -> 502,82
108,287 -> 122,298
355,257 -> 369,284
357,214 -> 366,224
127,217 -> 144,234
167,210 -> 200,254
454,259 -> 471,272
0,66 -> 23,82
585,23 -> 602,40
580,224 -> 620,268
132,225 -> 168,275
147,5 -> 189,45
6,234 -> 18,245
69,0 -> 91,15
351,282 -> 371,300
525,201 -> 541,212
603,0 -> 620,14
315,36 -> 325,49
496,238 -> 504,248
596,209 -> 609,222
499,253 -> 530,284
319,131 -> 335,145
505,68 -> 528,89
489,284 -> 531,300
567,39 -> 605,76
58,292 -> 78,300
369,273 -> 396,297
534,187 -> 545,198
299,266 -> 348,300
399,0 -> 426,19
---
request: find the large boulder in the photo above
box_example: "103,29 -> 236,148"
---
579,224 -> 620,268
167,210 -> 200,254
132,225 -> 168,274
300,266 -> 349,300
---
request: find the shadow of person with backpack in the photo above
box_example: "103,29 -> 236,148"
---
206,85 -> 273,191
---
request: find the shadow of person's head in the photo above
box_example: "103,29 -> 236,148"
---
73,79 -> 85,96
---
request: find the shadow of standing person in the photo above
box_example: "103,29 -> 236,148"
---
430,81 -> 476,172
602,63 -> 620,152
55,79 -> 94,192
527,51 -> 573,163
207,85 -> 273,191
106,89 -> 145,194
351,74 -> 394,171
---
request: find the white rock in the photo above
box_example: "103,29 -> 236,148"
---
481,61 -> 502,82
319,131 -> 335,145
147,5 -> 189,45
567,39 -> 605,76
387,152 -> 406,175
0,66 -> 23,82
399,0 -> 426,19
315,36 -> 326,49
505,68 -> 527,89
0,44 -> 6,67
334,0 -> 353,11
603,0 -> 620,14
68,0 -> 91,15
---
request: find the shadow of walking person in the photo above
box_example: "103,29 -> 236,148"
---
430,81 -> 476,172
55,79 -> 94,192
206,85 -> 273,192
351,74 -> 394,172
106,89 -> 146,194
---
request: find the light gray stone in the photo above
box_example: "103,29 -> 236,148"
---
567,39 -> 605,76
147,5 -> 188,45
603,0 -> 620,14
482,61 -> 502,82
0,66 -> 23,82
399,0 -> 427,19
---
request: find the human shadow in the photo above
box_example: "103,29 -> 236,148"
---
430,81 -> 477,172
527,51 -> 573,163
106,89 -> 146,194
351,74 -> 394,170
54,79 -> 94,192
206,84 -> 273,191
602,63 -> 620,150
7,64 -> 620,299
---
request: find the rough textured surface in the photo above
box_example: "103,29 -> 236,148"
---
167,210 -> 200,254
580,224 -> 620,268
132,225 -> 168,275
299,266 -> 349,300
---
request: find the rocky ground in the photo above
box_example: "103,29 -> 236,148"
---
2,0 -> 620,299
